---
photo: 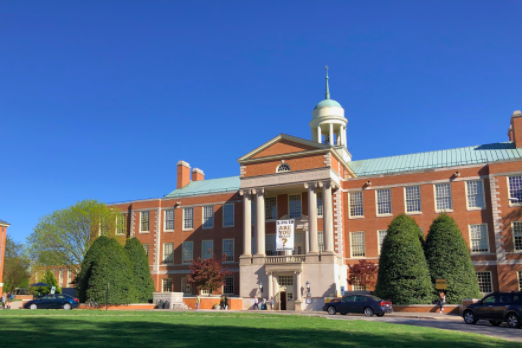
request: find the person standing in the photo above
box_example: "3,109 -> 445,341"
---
253,296 -> 259,310
438,292 -> 446,313
269,296 -> 274,310
224,295 -> 229,310
1,293 -> 6,309
196,295 -> 201,310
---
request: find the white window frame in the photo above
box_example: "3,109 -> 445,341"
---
140,211 -> 150,233
202,240 -> 213,259
265,234 -> 276,256
507,175 -> 522,207
223,204 -> 235,227
434,183 -> 453,212
404,186 -> 422,214
143,243 -> 149,257
162,278 -> 173,293
476,271 -> 493,294
318,231 -> 325,252
378,230 -> 387,254
468,224 -> 490,254
375,189 -> 392,216
350,231 -> 366,258
181,277 -> 191,295
465,180 -> 486,210
116,214 -> 126,235
349,191 -> 364,218
202,205 -> 214,229
163,243 -> 174,264
183,208 -> 194,231
223,238 -> 234,262
512,221 -> 522,252
288,193 -> 302,219
265,196 -> 277,221
164,209 -> 174,232
224,277 -> 234,294
276,163 -> 291,173
317,197 -> 323,217
59,270 -> 64,285
67,270 -> 72,285
518,271 -> 522,291
182,241 -> 193,264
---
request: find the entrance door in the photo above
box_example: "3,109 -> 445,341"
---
280,292 -> 287,310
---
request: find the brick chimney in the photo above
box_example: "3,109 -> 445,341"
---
177,161 -> 191,189
192,168 -> 205,182
508,110 -> 522,148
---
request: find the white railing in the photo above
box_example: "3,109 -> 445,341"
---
264,255 -> 306,264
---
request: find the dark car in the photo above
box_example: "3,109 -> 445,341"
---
322,295 -> 393,317
462,291 -> 521,328
23,294 -> 80,310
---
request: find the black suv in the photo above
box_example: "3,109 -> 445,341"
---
462,291 -> 521,328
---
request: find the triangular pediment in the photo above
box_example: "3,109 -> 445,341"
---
238,134 -> 330,162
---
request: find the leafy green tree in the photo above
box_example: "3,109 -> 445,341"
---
2,234 -> 31,292
375,214 -> 433,304
124,238 -> 155,303
32,269 -> 62,296
424,214 -> 481,303
27,199 -> 125,273
76,236 -> 137,304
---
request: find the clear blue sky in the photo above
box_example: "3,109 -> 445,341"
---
1,1 -> 521,243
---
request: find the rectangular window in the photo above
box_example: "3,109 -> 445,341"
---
143,244 -> 149,256
278,275 -> 293,286
182,241 -> 193,263
165,210 -> 174,231
203,206 -> 214,229
67,270 -> 72,284
466,180 -> 485,209
435,183 -> 452,211
59,270 -> 64,285
378,230 -> 387,254
353,283 -> 366,291
223,204 -> 234,227
318,231 -> 325,252
470,224 -> 489,253
265,197 -> 277,220
508,175 -> 522,205
224,277 -> 234,294
181,277 -> 191,294
202,240 -> 213,259
223,239 -> 234,262
476,272 -> 492,293
265,234 -> 276,256
162,278 -> 172,293
289,194 -> 302,218
140,211 -> 150,232
163,243 -> 174,264
376,189 -> 392,215
350,232 -> 366,257
518,271 -> 522,291
349,192 -> 364,217
251,200 -> 256,224
513,221 -> 522,252
317,197 -> 323,217
405,186 -> 421,213
116,214 -> 126,235
183,208 -> 194,230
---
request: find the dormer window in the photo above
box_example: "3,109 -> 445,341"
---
277,163 -> 291,173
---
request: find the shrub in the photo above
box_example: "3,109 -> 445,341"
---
374,214 -> 433,304
125,238 -> 155,303
424,214 -> 481,303
186,255 -> 231,295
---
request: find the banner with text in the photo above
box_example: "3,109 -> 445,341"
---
276,219 -> 295,251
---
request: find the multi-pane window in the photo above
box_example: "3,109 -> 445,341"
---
223,204 -> 234,227
405,186 -> 421,213
202,240 -> 213,259
318,231 -> 325,252
476,272 -> 492,293
116,214 -> 126,235
466,181 -> 485,209
184,208 -> 194,230
470,224 -> 489,253
251,199 -> 256,224
224,277 -> 234,294
278,275 -> 293,286
289,194 -> 302,218
59,270 -> 64,285
67,270 -> 72,285
513,221 -> 522,252
317,197 -> 323,217
182,242 -> 193,263
378,230 -> 387,254
165,210 -> 174,231
292,233 -> 303,255
265,197 -> 277,220
143,244 -> 149,256
435,183 -> 452,211
223,239 -> 234,262
140,211 -> 150,232
163,243 -> 174,264
518,271 -> 522,291
277,163 -> 291,172
376,189 -> 392,215
353,283 -> 366,291
266,234 -> 276,256
203,206 -> 214,229
162,278 -> 172,293
349,192 -> 364,217
350,232 -> 366,257
509,176 -> 522,205
181,277 -> 191,294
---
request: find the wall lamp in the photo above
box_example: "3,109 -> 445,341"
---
306,281 -> 310,293
259,282 -> 263,294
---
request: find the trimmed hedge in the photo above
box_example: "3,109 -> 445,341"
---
125,238 -> 155,303
374,214 -> 433,304
424,214 -> 481,303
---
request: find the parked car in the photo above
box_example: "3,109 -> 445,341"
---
322,295 -> 393,317
23,294 -> 80,310
462,291 -> 521,328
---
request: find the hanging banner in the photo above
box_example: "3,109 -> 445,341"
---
276,219 -> 295,251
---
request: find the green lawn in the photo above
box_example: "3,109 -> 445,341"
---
0,310 -> 518,348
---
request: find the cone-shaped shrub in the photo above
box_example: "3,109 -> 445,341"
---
125,238 -> 155,303
76,236 -> 137,304
424,214 -> 481,303
375,214 -> 433,304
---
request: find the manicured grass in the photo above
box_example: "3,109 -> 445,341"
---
0,310 -> 518,348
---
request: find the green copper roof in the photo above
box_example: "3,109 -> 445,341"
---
314,99 -> 342,110
164,176 -> 240,198
348,142 -> 522,177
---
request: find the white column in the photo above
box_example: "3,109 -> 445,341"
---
306,182 -> 319,254
255,188 -> 266,256
329,124 -> 334,145
342,125 -> 346,146
296,271 -> 302,302
242,190 -> 252,256
267,272 -> 273,304
317,126 -> 322,144
322,181 -> 334,253
304,228 -> 309,254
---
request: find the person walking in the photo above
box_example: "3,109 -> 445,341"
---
196,295 -> 201,310
224,295 -> 229,310
1,293 -> 6,309
253,296 -> 259,310
438,292 -> 446,313
269,296 -> 274,310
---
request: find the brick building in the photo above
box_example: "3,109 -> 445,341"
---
0,219 -> 10,295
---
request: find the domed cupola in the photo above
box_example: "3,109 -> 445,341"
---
309,66 -> 348,147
